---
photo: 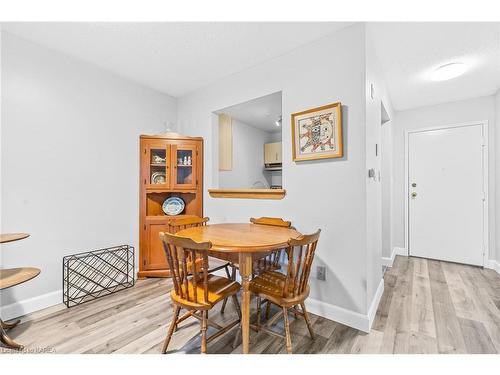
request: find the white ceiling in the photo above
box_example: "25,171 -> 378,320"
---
1,22 -> 351,97
216,91 -> 282,133
369,22 -> 500,111
2,22 -> 499,110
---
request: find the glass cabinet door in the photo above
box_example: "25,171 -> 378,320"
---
172,144 -> 197,190
146,145 -> 170,189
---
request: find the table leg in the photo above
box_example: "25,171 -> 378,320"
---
238,253 -> 252,354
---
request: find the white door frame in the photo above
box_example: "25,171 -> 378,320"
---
404,120 -> 489,266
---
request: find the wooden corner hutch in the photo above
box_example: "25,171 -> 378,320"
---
138,133 -> 203,278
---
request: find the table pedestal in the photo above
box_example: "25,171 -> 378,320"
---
0,317 -> 23,350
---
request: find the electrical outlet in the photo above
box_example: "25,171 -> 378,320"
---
317,266 -> 326,281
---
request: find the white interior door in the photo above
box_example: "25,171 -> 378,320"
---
408,124 -> 485,266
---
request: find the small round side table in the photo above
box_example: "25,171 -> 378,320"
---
0,233 -> 40,350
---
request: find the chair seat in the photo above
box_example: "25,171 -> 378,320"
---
249,270 -> 291,297
171,274 -> 241,310
249,270 -> 309,306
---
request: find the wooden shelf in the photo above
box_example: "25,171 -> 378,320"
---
148,184 -> 169,189
176,165 -> 193,168
0,267 -> 40,290
150,163 -> 166,167
146,188 -> 196,194
145,214 -> 195,220
264,167 -> 282,171
208,188 -> 286,200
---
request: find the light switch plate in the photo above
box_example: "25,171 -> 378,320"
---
317,266 -> 326,281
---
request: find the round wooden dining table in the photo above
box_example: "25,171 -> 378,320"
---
176,223 -> 301,354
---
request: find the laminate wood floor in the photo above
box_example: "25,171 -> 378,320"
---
1,256 -> 499,354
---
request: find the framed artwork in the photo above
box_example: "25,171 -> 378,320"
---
291,102 -> 343,161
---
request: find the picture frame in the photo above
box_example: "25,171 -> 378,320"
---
291,102 -> 343,161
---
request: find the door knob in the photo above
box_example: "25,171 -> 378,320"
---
411,192 -> 417,198
412,183 -> 417,187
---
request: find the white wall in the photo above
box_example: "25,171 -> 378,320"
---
364,30 -> 395,307
0,33 -> 177,317
219,119 -> 272,188
496,90 -> 500,262
392,95 -> 496,263
381,121 -> 393,258
0,28 -> 3,243
178,24 -> 374,325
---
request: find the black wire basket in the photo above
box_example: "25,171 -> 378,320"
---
63,245 -> 135,308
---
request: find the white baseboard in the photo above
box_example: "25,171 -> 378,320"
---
0,289 -> 62,321
367,278 -> 385,330
306,298 -> 370,333
485,259 -> 500,275
381,247 -> 407,267
307,278 -> 384,333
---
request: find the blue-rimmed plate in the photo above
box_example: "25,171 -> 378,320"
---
162,197 -> 185,216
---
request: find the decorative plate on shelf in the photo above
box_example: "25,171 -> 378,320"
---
162,197 -> 185,216
151,172 -> 166,184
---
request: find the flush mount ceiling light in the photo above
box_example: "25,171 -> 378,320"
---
431,62 -> 467,81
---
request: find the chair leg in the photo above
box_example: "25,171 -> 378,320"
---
224,265 -> 232,278
232,323 -> 241,349
200,310 -> 208,354
162,305 -> 181,354
265,300 -> 271,320
220,298 -> 229,314
282,307 -> 292,354
220,265 -> 235,314
256,297 -> 262,329
300,302 -> 315,339
231,294 -> 241,319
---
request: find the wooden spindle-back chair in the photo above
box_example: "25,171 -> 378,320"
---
247,229 -> 321,354
246,217 -> 295,320
160,232 -> 241,354
169,216 -> 209,232
250,217 -> 293,274
170,216 -> 234,312
169,216 -> 232,275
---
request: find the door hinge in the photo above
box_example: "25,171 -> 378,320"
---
144,224 -> 146,230
482,191 -> 486,201
143,259 -> 146,266
144,178 -> 146,185
144,149 -> 146,154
